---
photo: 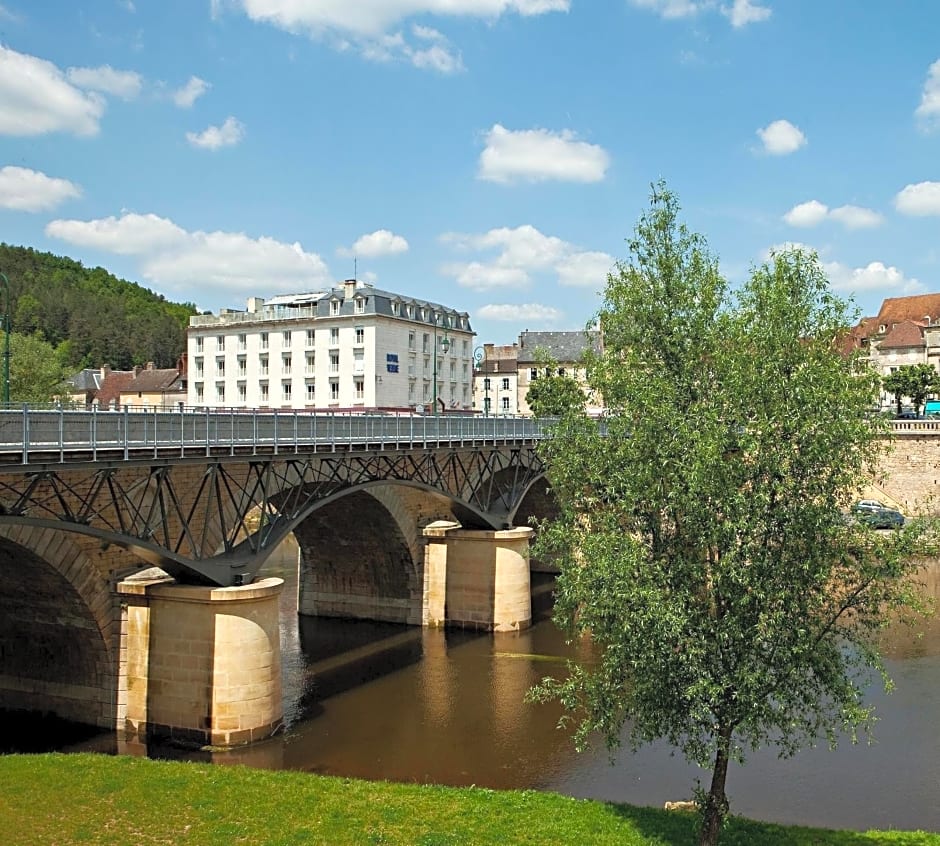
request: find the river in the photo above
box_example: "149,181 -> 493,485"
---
6,541 -> 940,832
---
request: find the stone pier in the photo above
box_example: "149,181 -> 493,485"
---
117,576 -> 283,748
423,521 -> 533,632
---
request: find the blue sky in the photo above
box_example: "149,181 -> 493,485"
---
0,1 -> 938,345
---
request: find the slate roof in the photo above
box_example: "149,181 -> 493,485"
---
516,330 -> 601,364
65,368 -> 103,392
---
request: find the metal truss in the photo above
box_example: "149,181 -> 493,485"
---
0,446 -> 544,586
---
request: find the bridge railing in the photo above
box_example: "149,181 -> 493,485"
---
0,407 -> 551,465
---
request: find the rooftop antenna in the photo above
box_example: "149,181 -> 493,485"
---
354,256 -> 357,281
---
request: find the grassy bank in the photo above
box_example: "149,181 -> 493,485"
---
0,753 -> 935,845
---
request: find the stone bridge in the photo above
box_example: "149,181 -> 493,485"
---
0,409 -> 558,748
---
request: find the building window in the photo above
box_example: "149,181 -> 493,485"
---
355,327 -> 364,345
424,356 -> 430,375
408,331 -> 416,351
462,386 -> 468,404
216,358 -> 225,377
502,377 -> 510,391
353,349 -> 364,373
462,362 -> 468,379
330,299 -> 340,316
260,332 -> 269,350
195,384 -> 204,403
355,298 -> 365,314
282,354 -> 292,375
421,308 -> 427,321
306,353 -> 315,374
216,384 -> 225,403
306,382 -> 315,403
484,397 -> 491,413
502,396 -> 510,411
195,337 -> 204,353
530,368 -> 538,381
408,381 -> 415,401
330,381 -> 339,401
195,359 -> 204,378
462,340 -> 469,356
237,384 -> 246,403
450,360 -> 456,379
306,329 -> 315,347
260,383 -> 269,403
238,334 -> 246,351
484,377 -> 491,390
392,302 -> 400,316
217,335 -> 225,351
282,382 -> 292,401
407,304 -> 414,318
330,327 -> 339,346
408,357 -> 416,376
237,357 -> 246,377
422,333 -> 430,354
259,355 -> 269,376
330,353 -> 339,374
355,379 -> 364,400
282,330 -> 291,346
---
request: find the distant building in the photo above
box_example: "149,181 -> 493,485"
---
472,330 -> 602,417
472,343 -> 518,416
186,280 -> 474,413
64,361 -> 186,409
516,330 -> 602,417
847,293 -> 940,408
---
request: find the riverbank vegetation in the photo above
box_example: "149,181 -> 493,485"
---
0,753 -> 936,845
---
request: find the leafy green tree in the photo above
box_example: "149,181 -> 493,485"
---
7,331 -> 71,404
882,363 -> 939,416
525,350 -> 588,418
531,185 -> 929,846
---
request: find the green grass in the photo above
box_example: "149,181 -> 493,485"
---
0,753 -> 936,845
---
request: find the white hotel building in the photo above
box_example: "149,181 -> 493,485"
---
187,280 -> 475,413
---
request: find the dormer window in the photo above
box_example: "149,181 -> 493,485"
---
391,301 -> 401,316
407,304 -> 414,319
879,324 -> 887,333
330,299 -> 340,316
355,297 -> 365,314
421,307 -> 428,321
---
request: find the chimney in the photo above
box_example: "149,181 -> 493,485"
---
344,279 -> 357,299
247,296 -> 264,314
100,365 -> 111,379
134,365 -> 142,376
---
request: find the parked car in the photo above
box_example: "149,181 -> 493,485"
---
851,501 -> 905,529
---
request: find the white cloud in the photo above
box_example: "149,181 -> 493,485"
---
895,181 -> 940,216
722,0 -> 771,27
173,76 -> 211,108
477,303 -> 563,322
0,46 -> 105,136
826,261 -> 922,296
443,262 -> 531,291
756,119 -> 806,155
441,223 -> 611,292
628,0 -> 702,19
227,0 -> 566,69
783,200 -> 828,227
339,229 -> 409,258
828,205 -> 884,229
915,58 -> 940,131
66,65 -> 142,100
478,124 -> 610,184
556,251 -> 614,287
45,211 -> 332,296
0,166 -> 81,212
186,116 -> 245,150
783,200 -> 883,229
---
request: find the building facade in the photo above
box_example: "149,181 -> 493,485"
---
472,343 -> 519,416
186,280 -> 474,413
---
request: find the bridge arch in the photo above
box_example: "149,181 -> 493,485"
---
0,526 -> 116,729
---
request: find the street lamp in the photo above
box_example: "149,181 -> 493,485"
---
473,345 -> 489,416
431,327 -> 451,415
0,273 -> 10,406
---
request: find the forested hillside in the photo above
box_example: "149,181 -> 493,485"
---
0,244 -> 196,371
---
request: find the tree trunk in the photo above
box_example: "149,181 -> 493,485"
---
698,725 -> 732,846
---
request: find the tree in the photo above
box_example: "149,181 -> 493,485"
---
882,363 -> 939,416
7,331 -> 71,404
530,185 -> 929,846
525,349 -> 589,418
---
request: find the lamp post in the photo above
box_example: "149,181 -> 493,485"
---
0,273 -> 10,406
473,345 -> 489,417
431,328 -> 451,415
